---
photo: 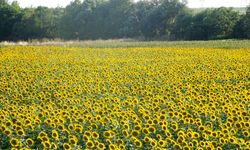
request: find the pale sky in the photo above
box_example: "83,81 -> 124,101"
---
8,0 -> 250,8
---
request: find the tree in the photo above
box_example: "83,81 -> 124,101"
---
13,7 -> 63,40
60,0 -> 134,40
76,0 -> 105,39
12,8 -> 35,40
0,0 -> 247,41
171,7 -> 192,40
123,0 -> 155,38
102,0 -> 134,38
209,7 -> 240,39
188,7 -> 240,40
0,1 -> 22,40
59,0 -> 82,39
141,0 -> 186,39
233,5 -> 250,39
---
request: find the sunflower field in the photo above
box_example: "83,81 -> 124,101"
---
0,46 -> 249,150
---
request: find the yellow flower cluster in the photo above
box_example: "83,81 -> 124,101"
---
0,46 -> 249,150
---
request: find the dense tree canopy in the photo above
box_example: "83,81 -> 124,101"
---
179,7 -> 241,40
0,0 -> 249,41
0,1 -> 22,40
233,6 -> 250,39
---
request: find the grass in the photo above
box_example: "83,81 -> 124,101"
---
1,39 -> 250,49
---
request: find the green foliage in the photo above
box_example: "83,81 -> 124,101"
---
0,1 -> 22,40
0,0 -> 250,41
59,0 -> 82,39
233,5 -> 250,39
141,0 -> 186,39
245,6 -> 250,38
171,8 -> 193,40
12,7 -> 63,40
187,7 -> 240,40
206,8 -> 240,39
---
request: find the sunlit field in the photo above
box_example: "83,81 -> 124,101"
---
0,46 -> 249,150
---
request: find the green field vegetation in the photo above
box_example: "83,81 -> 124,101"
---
1,40 -> 250,49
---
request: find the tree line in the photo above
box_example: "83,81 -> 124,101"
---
0,0 -> 250,41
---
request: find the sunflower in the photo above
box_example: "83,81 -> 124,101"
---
216,147 -> 223,150
123,124 -> 129,130
131,130 -> 140,137
41,136 -> 49,142
51,142 -> 58,149
26,138 -> 34,146
142,128 -> 149,134
165,130 -> 172,138
143,136 -> 150,143
106,139 -> 112,145
6,121 -> 13,127
63,143 -> 71,150
115,138 -> 123,145
83,135 -> 89,141
103,131 -> 112,139
134,125 -> 141,131
38,131 -> 47,139
122,130 -> 129,138
211,131 -> 218,138
118,144 -> 125,150
150,139 -> 157,147
183,146 -> 191,150
198,125 -> 205,131
148,126 -> 156,133
84,131 -> 91,136
10,138 -> 20,148
177,137 -> 184,144
62,129 -> 70,136
92,131 -> 99,139
134,139 -> 142,148
97,143 -> 105,150
243,130 -> 249,137
3,128 -> 12,136
158,139 -> 166,147
68,124 -> 75,131
69,138 -> 77,145
17,129 -> 25,136
171,122 -> 178,131
52,129 -> 59,140
75,126 -> 83,133
192,132 -> 200,138
86,140 -> 95,149
42,141 -> 51,149
173,144 -> 182,150
109,144 -> 117,150
210,114 -> 216,121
